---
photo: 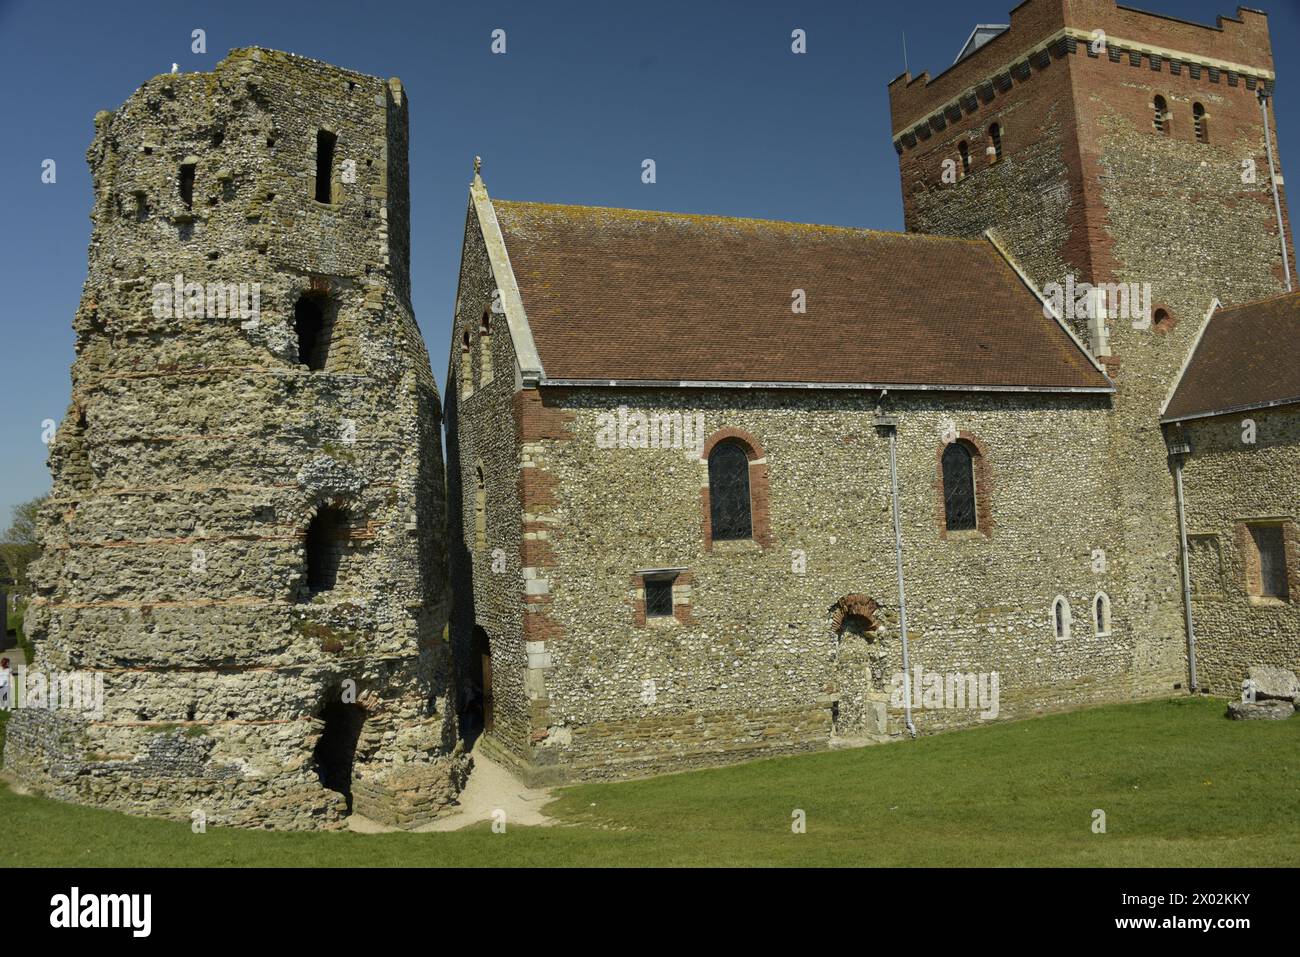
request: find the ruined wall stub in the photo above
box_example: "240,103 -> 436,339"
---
2,48 -> 467,829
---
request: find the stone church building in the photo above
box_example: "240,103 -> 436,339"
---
448,0 -> 1298,783
4,0 -> 1297,829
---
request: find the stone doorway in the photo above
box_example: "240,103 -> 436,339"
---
313,699 -> 366,812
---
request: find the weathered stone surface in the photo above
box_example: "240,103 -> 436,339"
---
1247,666 -> 1300,703
1226,699 -> 1295,721
3,48 -> 462,829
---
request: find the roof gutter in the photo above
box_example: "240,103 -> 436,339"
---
1161,394 -> 1300,425
539,378 -> 1113,394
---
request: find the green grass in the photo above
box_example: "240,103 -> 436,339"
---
2,697 -> 1298,867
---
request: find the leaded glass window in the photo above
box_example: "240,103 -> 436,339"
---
708,441 -> 753,540
942,443 -> 976,531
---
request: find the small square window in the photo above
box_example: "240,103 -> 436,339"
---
644,576 -> 675,618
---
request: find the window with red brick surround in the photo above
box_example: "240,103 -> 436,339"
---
630,570 -> 694,626
700,428 -> 771,549
1237,520 -> 1298,602
934,433 -> 993,539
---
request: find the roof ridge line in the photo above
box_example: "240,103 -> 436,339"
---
492,199 -> 986,244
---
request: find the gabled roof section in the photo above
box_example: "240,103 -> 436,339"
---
470,175 -> 544,385
486,199 -> 1112,393
1162,291 -> 1300,423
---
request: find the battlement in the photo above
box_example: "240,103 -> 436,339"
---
889,0 -> 1274,143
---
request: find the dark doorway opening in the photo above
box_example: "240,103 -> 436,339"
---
312,699 -> 365,812
305,506 -> 348,593
462,626 -> 492,746
294,294 -> 332,371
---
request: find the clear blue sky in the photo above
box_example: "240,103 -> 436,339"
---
1,0 -> 1297,527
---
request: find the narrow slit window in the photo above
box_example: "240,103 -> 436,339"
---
315,130 -> 337,203
1193,102 -> 1208,143
942,442 -> 977,531
988,123 -> 1003,162
179,163 -> 196,208
1153,96 -> 1168,135
1094,592 -> 1111,635
1053,596 -> 1072,640
959,141 -> 971,176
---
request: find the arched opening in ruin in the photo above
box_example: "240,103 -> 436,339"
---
294,293 -> 333,371
312,698 -> 365,812
305,505 -> 348,594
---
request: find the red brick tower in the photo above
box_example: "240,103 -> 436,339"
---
888,0 -> 1295,691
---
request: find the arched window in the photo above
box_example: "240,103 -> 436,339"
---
1151,307 -> 1174,333
1153,96 -> 1168,135
1093,592 -> 1112,636
708,441 -> 753,541
294,294 -> 331,371
305,506 -> 348,594
479,311 -> 493,385
473,465 -> 487,552
959,141 -> 971,176
1052,596 -> 1072,640
460,329 -> 473,399
941,442 -> 977,531
1193,102 -> 1207,143
988,123 -> 1003,162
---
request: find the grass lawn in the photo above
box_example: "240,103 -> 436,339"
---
1,696 -> 1297,867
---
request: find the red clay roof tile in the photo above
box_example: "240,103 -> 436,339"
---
492,200 -> 1110,391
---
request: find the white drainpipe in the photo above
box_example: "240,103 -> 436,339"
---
1169,432 -> 1199,693
1259,87 -> 1293,293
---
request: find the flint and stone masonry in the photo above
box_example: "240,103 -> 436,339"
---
449,0 -> 1297,784
3,48 -> 466,829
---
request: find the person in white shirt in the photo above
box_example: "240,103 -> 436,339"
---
0,657 -> 11,710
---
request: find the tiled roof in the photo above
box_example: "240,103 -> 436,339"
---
1163,291 -> 1300,422
491,200 -> 1110,391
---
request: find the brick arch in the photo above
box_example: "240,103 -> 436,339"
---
700,427 -> 771,548
830,595 -> 881,634
1149,302 -> 1178,335
934,431 -> 994,539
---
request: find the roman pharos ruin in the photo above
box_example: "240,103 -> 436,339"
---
3,48 -> 466,829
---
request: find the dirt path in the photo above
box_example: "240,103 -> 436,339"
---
348,748 -> 556,834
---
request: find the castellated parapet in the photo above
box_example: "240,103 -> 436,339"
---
2,48 -> 467,829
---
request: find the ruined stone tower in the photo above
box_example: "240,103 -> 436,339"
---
888,0 -> 1295,694
3,48 -> 466,828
